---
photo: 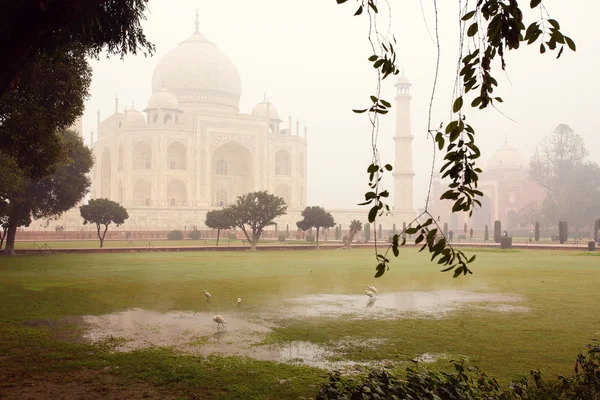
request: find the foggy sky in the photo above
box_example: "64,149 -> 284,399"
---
82,0 -> 599,210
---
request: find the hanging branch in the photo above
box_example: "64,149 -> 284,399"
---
335,0 -> 575,278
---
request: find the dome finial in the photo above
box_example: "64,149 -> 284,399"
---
195,8 -> 199,32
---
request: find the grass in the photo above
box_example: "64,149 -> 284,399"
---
0,248 -> 598,398
13,238 -> 320,249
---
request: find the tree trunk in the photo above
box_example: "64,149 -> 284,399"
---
250,240 -> 257,251
100,225 -> 109,248
96,224 -> 103,247
0,228 -> 6,249
343,230 -> 357,249
216,228 -> 220,246
4,204 -> 23,255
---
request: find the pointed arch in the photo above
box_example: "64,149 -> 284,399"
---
167,179 -> 187,206
167,141 -> 187,170
275,184 -> 291,205
117,181 -> 124,204
101,148 -> 112,199
275,149 -> 291,175
133,141 -> 152,170
133,179 -> 152,206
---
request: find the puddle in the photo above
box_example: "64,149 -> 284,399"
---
283,290 -> 524,319
80,290 -> 526,370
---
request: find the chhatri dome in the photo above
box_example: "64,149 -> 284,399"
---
151,12 -> 242,113
146,87 -> 180,110
251,98 -> 281,120
487,136 -> 523,171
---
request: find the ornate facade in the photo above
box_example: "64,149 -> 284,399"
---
88,24 -> 308,230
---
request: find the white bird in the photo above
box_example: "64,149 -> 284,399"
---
213,314 -> 227,330
237,297 -> 242,306
204,290 -> 212,301
365,290 -> 375,298
366,285 -> 378,294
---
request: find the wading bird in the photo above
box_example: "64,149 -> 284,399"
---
365,290 -> 375,298
237,297 -> 242,306
366,285 -> 378,294
213,315 -> 227,330
204,290 -> 212,301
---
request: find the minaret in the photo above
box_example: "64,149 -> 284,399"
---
393,73 -> 415,214
114,95 -> 119,114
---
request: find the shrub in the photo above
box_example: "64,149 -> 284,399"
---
469,227 -> 473,239
559,220 -> 568,244
167,230 -> 184,240
484,225 -> 489,241
378,224 -> 382,238
588,241 -> 596,251
595,219 -> 600,242
306,234 -> 315,242
443,222 -> 448,238
364,223 -> 371,241
392,223 -> 397,236
535,221 -> 540,242
500,236 -> 513,249
188,230 -> 201,240
342,235 -> 348,242
494,220 -> 501,243
317,343 -> 600,400
228,232 -> 237,240
278,233 -> 286,242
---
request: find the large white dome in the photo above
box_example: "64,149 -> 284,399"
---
151,30 -> 242,113
487,140 -> 523,171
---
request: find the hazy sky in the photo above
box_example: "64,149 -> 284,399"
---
82,0 -> 599,210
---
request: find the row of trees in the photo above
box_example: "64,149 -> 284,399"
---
524,124 -> 600,228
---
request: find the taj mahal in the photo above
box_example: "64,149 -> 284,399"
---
42,17 -> 419,232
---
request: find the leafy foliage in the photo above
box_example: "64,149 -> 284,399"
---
336,0 -> 574,278
0,44 -> 92,180
484,224 -> 489,242
494,220 -> 502,243
225,191 -> 287,250
558,220 -> 568,244
343,220 -> 363,249
80,198 -> 129,247
188,230 -> 201,240
535,222 -> 540,242
166,230 -> 184,240
364,223 -> 371,241
530,125 -> 600,227
317,343 -> 600,400
296,206 -> 335,249
205,209 -> 234,246
2,130 -> 92,253
0,0 -> 154,97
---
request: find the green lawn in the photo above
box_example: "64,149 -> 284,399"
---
0,248 -> 598,398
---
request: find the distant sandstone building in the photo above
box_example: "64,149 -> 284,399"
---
429,137 -> 546,232
42,18 -> 419,233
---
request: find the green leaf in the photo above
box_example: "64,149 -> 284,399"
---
461,10 -> 476,21
557,45 -> 564,59
384,164 -> 393,171
467,23 -> 478,37
368,55 -> 378,62
380,99 -> 392,108
368,206 -> 377,223
374,263 -> 385,278
354,5 -> 363,16
353,109 -> 367,114
530,0 -> 542,7
540,43 -> 546,54
336,0 -> 348,3
453,97 -> 463,113
565,37 -> 576,51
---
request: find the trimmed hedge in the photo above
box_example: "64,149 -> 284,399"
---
167,230 -> 184,240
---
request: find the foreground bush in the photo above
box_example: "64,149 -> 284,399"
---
167,230 -> 184,240
317,344 -> 600,400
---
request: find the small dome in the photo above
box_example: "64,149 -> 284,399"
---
396,74 -> 410,85
124,108 -> 146,125
147,88 -> 179,110
487,140 -> 523,171
252,100 -> 280,120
